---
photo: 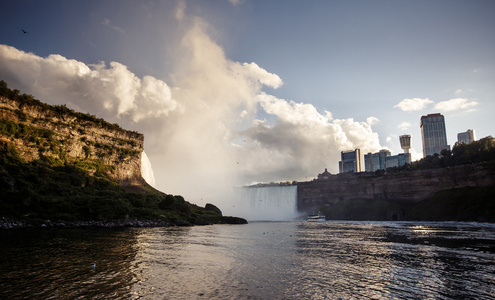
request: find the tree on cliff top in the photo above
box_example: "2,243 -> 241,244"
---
411,136 -> 495,170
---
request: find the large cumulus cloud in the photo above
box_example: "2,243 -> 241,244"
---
0,45 -> 179,123
237,93 -> 381,183
0,18 -> 383,206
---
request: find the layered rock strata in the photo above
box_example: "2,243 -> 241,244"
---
0,96 -> 145,187
297,164 -> 495,211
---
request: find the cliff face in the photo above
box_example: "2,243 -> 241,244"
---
0,96 -> 145,187
0,83 -> 250,226
297,164 -> 495,212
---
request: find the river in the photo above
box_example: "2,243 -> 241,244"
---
0,221 -> 494,299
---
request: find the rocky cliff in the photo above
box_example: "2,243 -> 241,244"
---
0,84 -> 248,226
0,96 -> 145,188
298,164 -> 495,209
297,164 -> 495,221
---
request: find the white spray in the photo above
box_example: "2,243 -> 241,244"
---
140,151 -> 156,187
223,186 -> 299,221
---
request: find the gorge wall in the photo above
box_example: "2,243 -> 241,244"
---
0,96 -> 145,187
297,164 -> 495,221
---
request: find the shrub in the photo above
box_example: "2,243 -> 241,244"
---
159,194 -> 176,209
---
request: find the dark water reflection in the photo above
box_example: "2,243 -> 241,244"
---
0,228 -> 143,299
292,222 -> 495,299
0,222 -> 494,299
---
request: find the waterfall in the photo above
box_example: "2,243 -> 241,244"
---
228,186 -> 299,221
140,151 -> 156,187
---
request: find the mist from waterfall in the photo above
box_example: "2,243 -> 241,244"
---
224,186 -> 299,221
141,151 -> 156,187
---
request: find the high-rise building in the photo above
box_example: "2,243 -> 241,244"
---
339,149 -> 361,173
364,149 -> 390,172
457,129 -> 476,144
420,113 -> 450,157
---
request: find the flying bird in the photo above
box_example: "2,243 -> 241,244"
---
21,29 -> 28,34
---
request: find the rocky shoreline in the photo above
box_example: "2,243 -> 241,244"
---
0,218 -> 197,229
0,216 -> 247,229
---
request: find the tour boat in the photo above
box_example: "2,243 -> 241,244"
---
308,212 -> 326,222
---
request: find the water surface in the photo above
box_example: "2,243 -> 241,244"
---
0,221 -> 494,299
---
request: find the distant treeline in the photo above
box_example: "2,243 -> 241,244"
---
246,137 -> 495,185
381,136 -> 495,174
245,181 -> 298,188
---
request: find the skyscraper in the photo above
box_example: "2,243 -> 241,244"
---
420,113 -> 450,157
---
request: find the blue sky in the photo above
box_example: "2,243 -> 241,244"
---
1,0 -> 494,205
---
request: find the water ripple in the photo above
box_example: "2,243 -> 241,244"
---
1,222 -> 494,299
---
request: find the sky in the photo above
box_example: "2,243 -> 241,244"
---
1,0 -> 494,209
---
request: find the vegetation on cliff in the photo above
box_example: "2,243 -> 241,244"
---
0,80 -> 134,135
315,140 -> 495,222
0,81 -> 246,227
382,136 -> 495,174
300,131 -> 495,223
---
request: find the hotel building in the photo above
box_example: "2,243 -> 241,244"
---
364,150 -> 390,172
457,129 -> 476,144
420,113 -> 450,157
339,149 -> 362,173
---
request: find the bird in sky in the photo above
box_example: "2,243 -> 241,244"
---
21,29 -> 28,34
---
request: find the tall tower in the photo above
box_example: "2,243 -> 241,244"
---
399,135 -> 411,154
420,113 -> 450,157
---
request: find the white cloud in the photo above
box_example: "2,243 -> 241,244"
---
241,62 -> 283,89
434,98 -> 478,112
101,18 -> 125,34
175,0 -> 186,21
367,116 -> 379,125
455,89 -> 463,95
237,93 -> 382,182
397,122 -> 411,131
394,98 -> 433,111
0,45 -> 179,123
0,17 -> 383,209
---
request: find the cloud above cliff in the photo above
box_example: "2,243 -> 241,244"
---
394,96 -> 478,113
238,93 -> 381,182
0,12 -> 383,203
397,122 -> 411,131
0,45 -> 179,123
394,98 -> 433,111
434,98 -> 478,112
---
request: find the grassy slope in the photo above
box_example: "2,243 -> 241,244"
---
0,80 -> 246,226
0,141 -> 246,226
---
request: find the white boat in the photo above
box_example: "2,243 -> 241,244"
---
308,212 -> 326,222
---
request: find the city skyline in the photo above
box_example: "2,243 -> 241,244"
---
1,0 -> 494,205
